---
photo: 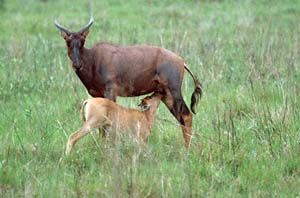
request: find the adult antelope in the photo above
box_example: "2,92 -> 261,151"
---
55,16 -> 202,147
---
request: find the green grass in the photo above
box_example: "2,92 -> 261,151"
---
1,0 -> 300,197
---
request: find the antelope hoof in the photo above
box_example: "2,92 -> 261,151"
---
65,142 -> 72,155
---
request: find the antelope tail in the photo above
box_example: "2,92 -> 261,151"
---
184,63 -> 203,114
80,100 -> 89,122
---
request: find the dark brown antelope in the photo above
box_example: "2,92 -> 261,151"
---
55,16 -> 202,147
66,93 -> 162,154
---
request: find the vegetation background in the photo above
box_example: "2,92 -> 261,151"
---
1,0 -> 300,197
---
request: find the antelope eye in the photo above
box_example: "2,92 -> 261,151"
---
67,36 -> 73,42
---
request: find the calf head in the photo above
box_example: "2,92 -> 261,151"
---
54,17 -> 93,69
138,93 -> 163,111
139,96 -> 152,111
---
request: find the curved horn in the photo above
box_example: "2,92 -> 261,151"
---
79,16 -> 94,33
54,18 -> 72,34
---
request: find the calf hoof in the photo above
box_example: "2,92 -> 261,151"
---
65,143 -> 72,155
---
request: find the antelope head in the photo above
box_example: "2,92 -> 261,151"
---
54,16 -> 94,70
138,93 -> 162,112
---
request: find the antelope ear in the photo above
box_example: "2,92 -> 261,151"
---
138,99 -> 144,107
81,30 -> 89,39
60,31 -> 70,40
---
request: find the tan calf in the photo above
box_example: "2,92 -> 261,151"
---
65,93 -> 162,154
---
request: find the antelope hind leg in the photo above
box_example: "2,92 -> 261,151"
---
65,124 -> 91,155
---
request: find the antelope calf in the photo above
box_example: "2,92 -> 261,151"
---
65,93 -> 162,154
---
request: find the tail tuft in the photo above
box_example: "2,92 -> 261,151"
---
184,63 -> 203,114
191,81 -> 203,114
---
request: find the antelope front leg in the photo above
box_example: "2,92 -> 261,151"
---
104,83 -> 117,101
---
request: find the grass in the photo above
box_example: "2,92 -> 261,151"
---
1,0 -> 300,197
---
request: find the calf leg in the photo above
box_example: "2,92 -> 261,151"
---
162,89 -> 193,148
66,123 -> 92,155
98,128 -> 107,138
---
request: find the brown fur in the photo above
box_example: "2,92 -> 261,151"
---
55,18 -> 202,147
65,93 -> 162,154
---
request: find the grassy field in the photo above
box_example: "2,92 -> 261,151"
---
1,0 -> 300,197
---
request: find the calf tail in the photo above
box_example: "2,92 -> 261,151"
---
184,63 -> 203,114
80,100 -> 89,122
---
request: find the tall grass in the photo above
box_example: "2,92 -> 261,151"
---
1,0 -> 300,197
